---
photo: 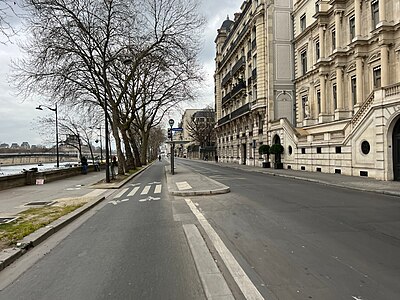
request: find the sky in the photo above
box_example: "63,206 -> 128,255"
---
0,0 -> 243,146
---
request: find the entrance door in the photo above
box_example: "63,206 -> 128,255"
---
242,143 -> 247,165
393,119 -> 400,180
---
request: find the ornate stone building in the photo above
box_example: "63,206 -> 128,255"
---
216,0 -> 400,181
214,0 -> 295,166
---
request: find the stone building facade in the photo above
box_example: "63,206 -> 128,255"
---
215,0 -> 295,166
215,0 -> 400,181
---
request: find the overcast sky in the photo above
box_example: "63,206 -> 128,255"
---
0,0 -> 243,146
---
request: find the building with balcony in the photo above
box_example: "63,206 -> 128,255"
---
216,0 -> 400,181
215,0 -> 295,165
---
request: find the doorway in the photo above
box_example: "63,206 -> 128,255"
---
393,119 -> 400,180
242,143 -> 247,165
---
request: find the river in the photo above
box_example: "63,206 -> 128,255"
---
0,162 -> 80,177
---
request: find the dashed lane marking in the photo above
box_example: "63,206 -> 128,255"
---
114,188 -> 129,199
154,184 -> 162,194
127,186 -> 140,197
141,185 -> 151,195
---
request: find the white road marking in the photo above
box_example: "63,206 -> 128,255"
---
114,188 -> 129,199
141,186 -> 151,195
131,183 -> 141,187
84,189 -> 105,197
185,198 -> 264,300
120,199 -> 129,202
154,184 -> 162,194
109,200 -> 119,206
139,196 -> 160,202
176,181 -> 192,190
127,186 -> 140,197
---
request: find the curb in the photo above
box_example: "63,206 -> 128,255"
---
170,186 -> 230,196
0,195 -> 105,271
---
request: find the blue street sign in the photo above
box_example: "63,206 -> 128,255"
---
172,128 -> 183,131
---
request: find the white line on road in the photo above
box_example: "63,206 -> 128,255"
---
176,181 -> 192,190
154,184 -> 162,194
185,198 -> 265,300
127,186 -> 140,197
114,188 -> 129,199
141,186 -> 151,195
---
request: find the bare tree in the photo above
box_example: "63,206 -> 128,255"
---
0,0 -> 19,42
13,0 -> 205,174
186,106 -> 216,149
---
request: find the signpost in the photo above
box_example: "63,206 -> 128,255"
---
169,119 -> 175,175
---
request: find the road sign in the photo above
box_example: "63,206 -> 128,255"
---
172,128 -> 183,131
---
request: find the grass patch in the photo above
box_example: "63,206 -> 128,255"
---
0,204 -> 84,250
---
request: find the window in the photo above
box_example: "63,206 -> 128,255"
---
300,14 -> 306,32
301,148 -> 306,154
302,95 -> 308,118
316,90 -> 321,114
361,141 -> 371,155
335,146 -> 341,153
372,0 -> 379,28
331,30 -> 336,51
332,83 -> 337,110
315,1 -> 319,13
351,76 -> 357,105
317,147 -> 322,154
373,67 -> 381,88
349,16 -> 355,40
301,50 -> 307,75
315,40 -> 320,60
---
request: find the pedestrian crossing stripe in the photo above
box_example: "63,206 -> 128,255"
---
141,186 -> 151,195
114,188 -> 129,199
128,186 -> 140,196
154,184 -> 162,194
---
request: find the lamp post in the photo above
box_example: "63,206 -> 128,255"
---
36,104 -> 59,168
91,126 -> 103,162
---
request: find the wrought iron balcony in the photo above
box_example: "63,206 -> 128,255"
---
231,80 -> 246,97
232,56 -> 245,76
222,92 -> 232,105
231,103 -> 250,119
221,71 -> 232,86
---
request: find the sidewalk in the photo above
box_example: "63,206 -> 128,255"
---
201,160 -> 400,198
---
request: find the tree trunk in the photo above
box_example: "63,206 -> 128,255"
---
110,116 -> 126,175
121,128 -> 135,170
141,130 -> 150,165
128,128 -> 142,167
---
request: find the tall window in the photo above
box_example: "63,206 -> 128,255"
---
315,40 -> 320,61
316,90 -> 321,114
301,50 -> 307,75
300,14 -> 306,32
373,67 -> 381,88
372,0 -> 379,28
331,30 -> 336,51
332,83 -> 337,110
302,95 -> 308,118
351,76 -> 357,105
349,16 -> 355,40
315,1 -> 319,13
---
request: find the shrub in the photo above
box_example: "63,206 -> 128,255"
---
258,144 -> 270,155
270,144 -> 284,155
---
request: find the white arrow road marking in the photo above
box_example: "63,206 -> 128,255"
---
154,184 -> 162,194
139,196 -> 161,202
109,200 -> 120,206
131,183 -> 141,187
352,296 -> 363,300
148,181 -> 161,185
114,188 -> 129,199
141,186 -> 151,195
127,186 -> 140,197
185,198 -> 264,300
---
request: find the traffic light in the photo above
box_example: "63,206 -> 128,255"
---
167,128 -> 172,139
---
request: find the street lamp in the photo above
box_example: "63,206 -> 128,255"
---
36,104 -> 59,168
91,126 -> 103,162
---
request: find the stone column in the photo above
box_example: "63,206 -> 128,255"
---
336,67 -> 344,109
379,0 -> 386,23
335,11 -> 341,50
319,75 -> 326,114
381,45 -> 389,87
319,25 -> 325,58
355,0 -> 361,36
356,57 -> 363,107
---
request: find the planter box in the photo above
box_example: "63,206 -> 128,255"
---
262,162 -> 270,168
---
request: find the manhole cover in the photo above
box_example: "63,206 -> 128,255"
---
24,201 -> 56,206
0,217 -> 18,225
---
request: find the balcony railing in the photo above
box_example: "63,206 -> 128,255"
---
232,56 -> 246,76
231,80 -> 246,97
222,92 -> 232,105
221,71 -> 232,86
231,103 -> 250,119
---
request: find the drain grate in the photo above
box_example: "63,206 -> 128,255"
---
0,217 -> 18,225
24,201 -> 56,207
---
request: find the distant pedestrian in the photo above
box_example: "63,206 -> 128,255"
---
111,156 -> 118,179
81,156 -> 88,174
158,155 -> 161,161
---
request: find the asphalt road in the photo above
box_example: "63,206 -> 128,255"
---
177,159 -> 400,300
0,161 -> 205,300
